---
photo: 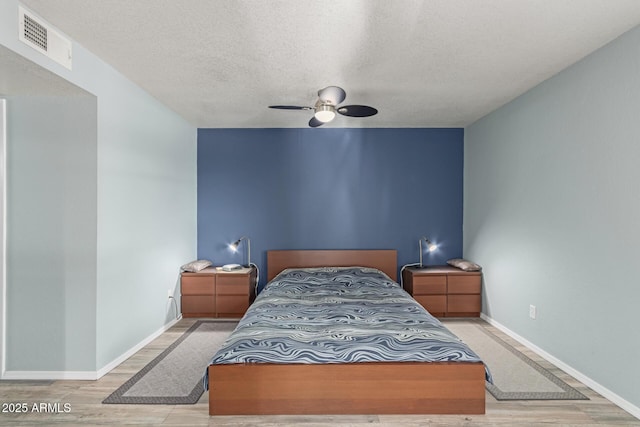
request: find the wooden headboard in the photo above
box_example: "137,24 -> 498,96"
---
266,250 -> 398,282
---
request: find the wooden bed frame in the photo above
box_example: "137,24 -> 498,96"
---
208,249 -> 486,415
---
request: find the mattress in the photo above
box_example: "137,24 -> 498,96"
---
205,266 -> 491,388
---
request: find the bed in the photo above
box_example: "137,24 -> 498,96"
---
205,249 -> 489,415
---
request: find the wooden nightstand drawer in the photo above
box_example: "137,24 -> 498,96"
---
217,283 -> 250,296
216,295 -> 249,318
181,276 -> 215,295
447,275 -> 481,294
447,294 -> 481,316
217,275 -> 249,287
413,281 -> 446,295
412,275 -> 446,286
414,295 -> 447,316
182,295 -> 215,317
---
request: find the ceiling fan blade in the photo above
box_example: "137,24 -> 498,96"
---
308,117 -> 325,128
268,105 -> 313,110
337,105 -> 378,117
318,86 -> 346,105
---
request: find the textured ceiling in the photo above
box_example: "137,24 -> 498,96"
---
18,0 -> 640,128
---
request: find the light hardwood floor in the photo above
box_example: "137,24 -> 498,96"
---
1,318 -> 638,426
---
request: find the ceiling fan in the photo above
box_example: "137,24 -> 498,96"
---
268,86 -> 378,127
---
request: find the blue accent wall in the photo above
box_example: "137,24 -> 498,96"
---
198,128 -> 463,288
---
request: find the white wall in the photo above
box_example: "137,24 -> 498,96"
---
6,95 -> 97,371
95,79 -> 197,368
465,25 -> 640,413
1,0 -> 197,375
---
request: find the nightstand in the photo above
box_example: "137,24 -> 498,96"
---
181,265 -> 257,318
402,266 -> 482,317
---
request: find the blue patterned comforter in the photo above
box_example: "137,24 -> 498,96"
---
204,267 -> 491,388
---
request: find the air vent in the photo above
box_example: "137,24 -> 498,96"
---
18,7 -> 72,70
23,13 -> 47,51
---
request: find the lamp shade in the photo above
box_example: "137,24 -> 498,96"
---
228,236 -> 251,266
419,236 -> 437,267
314,104 -> 336,122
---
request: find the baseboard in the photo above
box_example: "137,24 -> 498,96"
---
480,313 -> 640,420
2,370 -> 98,380
1,316 -> 182,381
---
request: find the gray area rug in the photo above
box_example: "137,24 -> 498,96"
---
103,320 -> 237,404
444,320 -> 588,401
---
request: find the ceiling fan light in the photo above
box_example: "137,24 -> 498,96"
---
314,104 -> 336,123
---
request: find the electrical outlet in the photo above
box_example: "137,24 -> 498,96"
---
529,304 -> 537,319
167,289 -> 172,298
